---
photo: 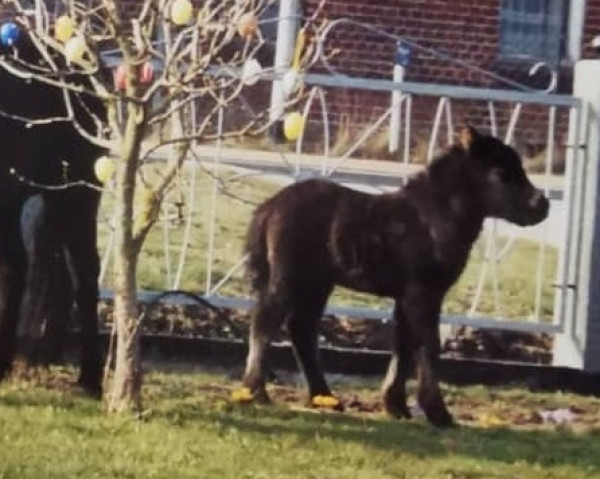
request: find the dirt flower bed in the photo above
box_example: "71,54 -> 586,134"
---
99,300 -> 553,364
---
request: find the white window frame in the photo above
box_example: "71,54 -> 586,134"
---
499,0 -> 569,63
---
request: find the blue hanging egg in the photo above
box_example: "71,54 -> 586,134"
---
0,22 -> 19,47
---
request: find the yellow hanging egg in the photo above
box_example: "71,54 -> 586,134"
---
283,112 -> 305,141
64,36 -> 86,63
54,15 -> 74,43
171,0 -> 193,26
94,156 -> 115,184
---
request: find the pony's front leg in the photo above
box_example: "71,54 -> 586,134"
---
403,285 -> 453,427
382,302 -> 413,419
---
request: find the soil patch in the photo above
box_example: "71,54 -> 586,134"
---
99,300 -> 553,365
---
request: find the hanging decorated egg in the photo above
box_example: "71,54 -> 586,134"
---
54,15 -> 75,43
64,36 -> 86,63
237,13 -> 258,40
140,61 -> 154,84
282,69 -> 303,97
0,22 -> 19,47
114,64 -> 127,91
283,112 -> 305,141
241,58 -> 262,85
171,0 -> 193,26
94,156 -> 115,184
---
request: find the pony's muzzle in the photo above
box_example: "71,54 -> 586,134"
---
526,188 -> 550,224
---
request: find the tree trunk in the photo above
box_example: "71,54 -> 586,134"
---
105,100 -> 146,413
107,247 -> 142,413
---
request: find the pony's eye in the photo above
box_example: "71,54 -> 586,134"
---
499,164 -> 527,184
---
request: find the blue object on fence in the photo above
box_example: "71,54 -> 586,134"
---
395,41 -> 411,67
0,22 -> 19,47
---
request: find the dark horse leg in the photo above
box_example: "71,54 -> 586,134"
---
242,290 -> 287,402
382,302 -> 413,419
285,285 -> 337,405
39,247 -> 73,364
20,195 -> 73,365
57,195 -> 102,397
403,284 -> 453,427
0,211 -> 26,380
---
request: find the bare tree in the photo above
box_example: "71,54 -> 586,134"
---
1,0 -> 325,413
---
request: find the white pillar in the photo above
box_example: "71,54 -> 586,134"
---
388,41 -> 411,154
553,60 -> 600,371
269,0 -> 299,123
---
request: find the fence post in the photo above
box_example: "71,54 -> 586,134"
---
269,0 -> 298,127
388,41 -> 411,154
553,59 -> 600,371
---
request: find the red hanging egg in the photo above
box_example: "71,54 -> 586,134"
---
140,62 -> 154,84
114,64 -> 127,91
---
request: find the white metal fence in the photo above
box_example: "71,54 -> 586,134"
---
94,11 -> 594,354
98,71 -> 584,339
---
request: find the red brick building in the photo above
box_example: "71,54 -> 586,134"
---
296,0 -> 600,157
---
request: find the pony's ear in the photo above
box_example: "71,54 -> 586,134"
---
458,126 -> 480,150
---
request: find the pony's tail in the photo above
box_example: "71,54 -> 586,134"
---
244,208 -> 270,293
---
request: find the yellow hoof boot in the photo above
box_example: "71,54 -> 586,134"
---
231,387 -> 254,403
312,395 -> 341,409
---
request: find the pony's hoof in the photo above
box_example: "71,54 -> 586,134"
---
426,409 -> 455,428
231,386 -> 270,404
383,390 -> 412,419
76,379 -> 102,400
311,395 -> 344,411
384,402 -> 412,420
231,387 -> 254,403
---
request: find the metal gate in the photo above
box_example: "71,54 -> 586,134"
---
97,23 -> 586,343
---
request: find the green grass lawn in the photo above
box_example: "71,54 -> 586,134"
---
0,366 -> 599,479
98,167 -> 558,322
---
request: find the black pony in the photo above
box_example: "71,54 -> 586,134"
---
241,127 -> 549,426
0,31 -> 106,395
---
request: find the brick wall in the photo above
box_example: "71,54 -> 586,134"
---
3,0 -> 598,160
583,0 -> 600,58
305,0 -> 500,86
301,0 -> 600,160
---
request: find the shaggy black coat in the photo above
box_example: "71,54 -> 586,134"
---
242,127 -> 549,426
0,32 -> 106,395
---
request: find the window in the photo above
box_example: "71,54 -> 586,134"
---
500,0 -> 568,63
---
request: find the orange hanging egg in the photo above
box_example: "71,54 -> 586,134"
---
237,13 -> 258,40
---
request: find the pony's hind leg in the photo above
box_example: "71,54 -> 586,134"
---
0,266 -> 21,379
62,212 -> 102,398
285,285 -> 338,409
242,290 -> 287,402
0,249 -> 26,381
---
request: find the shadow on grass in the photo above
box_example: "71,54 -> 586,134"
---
2,368 -> 599,472
158,400 -> 600,471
